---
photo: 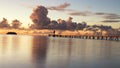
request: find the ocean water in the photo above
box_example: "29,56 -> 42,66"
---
0,35 -> 120,68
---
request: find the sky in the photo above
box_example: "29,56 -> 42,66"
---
0,0 -> 120,28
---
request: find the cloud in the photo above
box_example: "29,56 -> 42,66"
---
104,13 -> 120,19
0,18 -> 10,28
69,11 -> 120,19
30,6 -> 50,29
11,19 -> 22,28
47,2 -> 71,11
68,11 -> 92,16
95,12 -> 106,15
95,12 -> 120,23
95,12 -> 120,19
102,20 -> 120,23
56,2 -> 70,9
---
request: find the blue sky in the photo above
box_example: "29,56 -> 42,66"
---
0,0 -> 120,28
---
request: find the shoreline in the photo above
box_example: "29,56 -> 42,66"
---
0,29 -> 120,36
0,29 -> 119,41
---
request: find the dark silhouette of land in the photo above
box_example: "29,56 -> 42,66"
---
6,32 -> 17,35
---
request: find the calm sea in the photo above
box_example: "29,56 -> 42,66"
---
0,35 -> 120,68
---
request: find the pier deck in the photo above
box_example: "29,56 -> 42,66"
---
49,34 -> 120,41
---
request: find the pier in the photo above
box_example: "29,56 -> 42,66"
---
49,34 -> 120,41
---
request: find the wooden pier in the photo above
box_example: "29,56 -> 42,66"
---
49,34 -> 120,41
